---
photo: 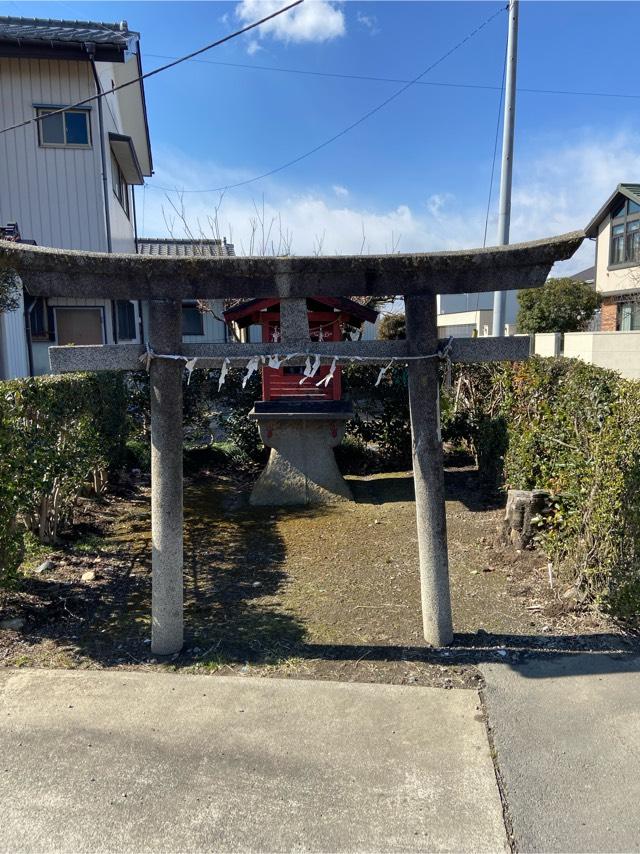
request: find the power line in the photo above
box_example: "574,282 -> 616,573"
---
0,0 -> 303,137
145,52 -> 640,102
147,3 -> 508,195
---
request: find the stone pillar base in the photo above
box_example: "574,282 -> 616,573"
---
249,408 -> 353,506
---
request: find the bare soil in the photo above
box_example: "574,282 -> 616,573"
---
1,467 -> 634,687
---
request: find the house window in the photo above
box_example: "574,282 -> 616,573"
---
110,151 -> 130,218
618,301 -> 640,331
55,308 -> 103,346
29,297 -> 48,339
116,300 -> 137,341
610,198 -> 640,266
37,107 -> 90,147
182,302 -> 204,336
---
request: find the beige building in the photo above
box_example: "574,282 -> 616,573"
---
0,15 -> 153,378
585,183 -> 640,332
0,16 -> 235,379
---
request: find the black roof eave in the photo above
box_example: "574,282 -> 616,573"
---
0,40 -> 126,62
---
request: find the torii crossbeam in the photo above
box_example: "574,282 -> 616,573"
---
0,231 -> 583,654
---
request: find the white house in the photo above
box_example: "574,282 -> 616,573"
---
585,183 -> 640,332
530,185 -> 640,380
0,15 -> 153,377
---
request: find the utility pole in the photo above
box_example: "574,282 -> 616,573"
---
492,0 -> 519,337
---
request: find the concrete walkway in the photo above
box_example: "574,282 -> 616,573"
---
481,653 -> 640,853
0,670 -> 506,853
3,656 -> 640,853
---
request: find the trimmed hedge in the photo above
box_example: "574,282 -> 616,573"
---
501,359 -> 640,620
0,372 -> 128,585
447,358 -> 640,621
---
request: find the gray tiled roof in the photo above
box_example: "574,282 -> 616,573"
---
137,238 -> 236,258
570,265 -> 595,282
0,16 -> 138,47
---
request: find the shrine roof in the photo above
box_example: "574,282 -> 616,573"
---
0,230 -> 584,301
223,297 -> 378,326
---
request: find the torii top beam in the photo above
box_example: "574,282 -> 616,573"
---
0,231 -> 584,300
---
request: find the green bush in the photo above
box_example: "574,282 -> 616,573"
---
0,398 -> 23,586
0,372 -> 128,556
343,363 -> 412,470
448,358 -> 640,621
500,358 -> 639,619
216,370 -> 265,464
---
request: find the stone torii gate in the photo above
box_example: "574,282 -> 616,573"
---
0,231 -> 583,655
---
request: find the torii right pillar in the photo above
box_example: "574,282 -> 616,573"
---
406,294 -> 453,646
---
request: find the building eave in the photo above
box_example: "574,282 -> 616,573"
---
585,184 -> 640,238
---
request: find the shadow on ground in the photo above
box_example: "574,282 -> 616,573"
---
3,471 -> 637,684
350,468 -> 503,512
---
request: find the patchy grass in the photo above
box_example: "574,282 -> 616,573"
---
1,468 -> 633,684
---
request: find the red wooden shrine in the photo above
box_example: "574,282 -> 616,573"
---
223,297 -> 378,403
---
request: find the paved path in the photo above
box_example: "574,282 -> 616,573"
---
0,670 -> 506,853
481,653 -> 640,853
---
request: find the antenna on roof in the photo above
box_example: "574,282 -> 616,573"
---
119,21 -> 128,31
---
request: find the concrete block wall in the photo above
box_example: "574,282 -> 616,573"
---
538,331 -> 640,381
533,333 -> 561,357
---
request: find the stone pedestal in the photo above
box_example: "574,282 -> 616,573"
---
248,402 -> 354,506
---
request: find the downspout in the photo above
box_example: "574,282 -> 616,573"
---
23,295 -> 35,377
87,47 -> 112,254
131,186 -> 145,341
132,183 -> 139,251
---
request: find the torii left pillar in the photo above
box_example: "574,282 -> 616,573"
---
149,298 -> 184,655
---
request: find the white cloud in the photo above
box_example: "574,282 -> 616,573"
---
141,131 -> 640,274
246,39 -> 262,56
426,193 -> 453,217
356,11 -> 379,36
235,0 -> 345,51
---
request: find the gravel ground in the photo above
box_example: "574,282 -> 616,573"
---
0,467 -> 633,687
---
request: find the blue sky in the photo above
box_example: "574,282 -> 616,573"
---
4,1 -> 640,269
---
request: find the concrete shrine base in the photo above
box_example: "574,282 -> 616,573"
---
249,403 -> 354,506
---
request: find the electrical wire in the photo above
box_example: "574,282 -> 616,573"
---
145,52 -> 640,102
147,3 -> 509,195
0,0 -> 303,137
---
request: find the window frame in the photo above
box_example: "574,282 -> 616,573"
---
617,300 -> 640,332
28,297 -> 49,341
110,150 -> 130,218
609,197 -> 640,269
116,300 -> 137,342
182,301 -> 205,337
36,106 -> 92,149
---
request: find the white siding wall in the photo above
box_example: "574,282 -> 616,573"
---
0,58 -> 107,251
0,292 -> 29,378
182,300 -> 227,344
97,62 -> 137,254
140,299 -> 227,346
0,56 -> 142,377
